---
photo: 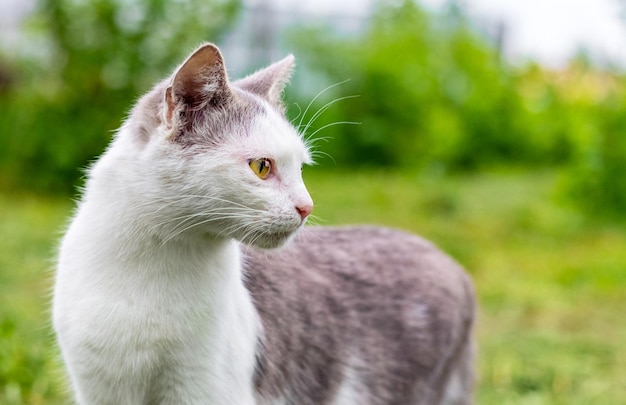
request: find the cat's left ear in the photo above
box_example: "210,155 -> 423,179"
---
165,43 -> 231,126
234,55 -> 295,113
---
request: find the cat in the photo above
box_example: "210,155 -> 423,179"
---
53,43 -> 475,405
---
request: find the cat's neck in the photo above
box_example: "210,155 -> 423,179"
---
74,190 -> 240,277
63,186 -> 261,404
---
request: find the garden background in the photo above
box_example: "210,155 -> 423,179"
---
0,0 -> 625,403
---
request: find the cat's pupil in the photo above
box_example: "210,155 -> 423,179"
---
249,158 -> 272,179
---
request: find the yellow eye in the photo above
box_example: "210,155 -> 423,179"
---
248,158 -> 272,179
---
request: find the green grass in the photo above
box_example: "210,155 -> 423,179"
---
1,169 -> 625,404
0,193 -> 70,405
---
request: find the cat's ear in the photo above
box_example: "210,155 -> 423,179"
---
165,44 -> 231,125
234,55 -> 295,113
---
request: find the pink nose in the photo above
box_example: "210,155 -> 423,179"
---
296,203 -> 313,221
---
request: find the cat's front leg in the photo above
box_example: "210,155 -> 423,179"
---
148,345 -> 258,405
61,342 -> 155,405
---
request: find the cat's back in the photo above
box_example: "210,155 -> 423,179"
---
244,226 -> 475,405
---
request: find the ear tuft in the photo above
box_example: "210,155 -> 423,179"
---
233,55 -> 295,113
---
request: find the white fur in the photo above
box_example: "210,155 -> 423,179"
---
441,370 -> 466,405
53,77 -> 312,403
332,364 -> 362,405
258,397 -> 287,405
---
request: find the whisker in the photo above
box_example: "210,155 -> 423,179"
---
297,79 -> 351,129
138,194 -> 259,212
216,217 -> 267,240
308,149 -> 336,165
300,95 -> 360,138
306,121 -> 361,141
306,214 -> 326,225
226,219 -> 269,245
305,136 -> 335,160
166,195 -> 260,212
159,216 -> 226,245
157,211 -> 263,245
145,208 -> 257,235
289,102 -> 303,125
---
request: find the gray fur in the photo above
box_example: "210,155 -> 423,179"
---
244,226 -> 475,405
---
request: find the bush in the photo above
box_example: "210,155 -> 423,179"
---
567,90 -> 626,218
288,1 -> 547,171
287,1 -> 626,216
0,0 -> 241,193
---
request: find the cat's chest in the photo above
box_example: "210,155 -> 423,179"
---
62,246 -> 241,343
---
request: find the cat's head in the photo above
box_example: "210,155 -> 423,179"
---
119,44 -> 313,249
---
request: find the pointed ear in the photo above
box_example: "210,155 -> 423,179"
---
165,44 -> 231,124
234,55 -> 295,113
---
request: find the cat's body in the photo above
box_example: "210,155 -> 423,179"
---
248,227 -> 474,405
53,43 -> 475,405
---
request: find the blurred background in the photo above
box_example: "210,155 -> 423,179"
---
1,0 -> 625,403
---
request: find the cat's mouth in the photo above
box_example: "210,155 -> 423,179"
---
241,228 -> 299,249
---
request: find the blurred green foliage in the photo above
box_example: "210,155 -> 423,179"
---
291,2 -> 533,169
0,0 -> 241,193
0,0 -> 624,217
289,0 -> 626,217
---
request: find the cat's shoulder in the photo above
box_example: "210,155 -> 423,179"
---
247,225 -> 438,257
242,225 -> 472,299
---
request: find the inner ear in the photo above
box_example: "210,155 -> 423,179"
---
166,44 -> 231,125
233,55 -> 295,113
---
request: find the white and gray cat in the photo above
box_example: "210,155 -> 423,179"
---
53,43 -> 475,405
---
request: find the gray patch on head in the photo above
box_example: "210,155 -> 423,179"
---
127,80 -> 270,151
171,88 -> 266,149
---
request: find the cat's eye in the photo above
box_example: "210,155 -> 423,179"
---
248,158 -> 272,179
